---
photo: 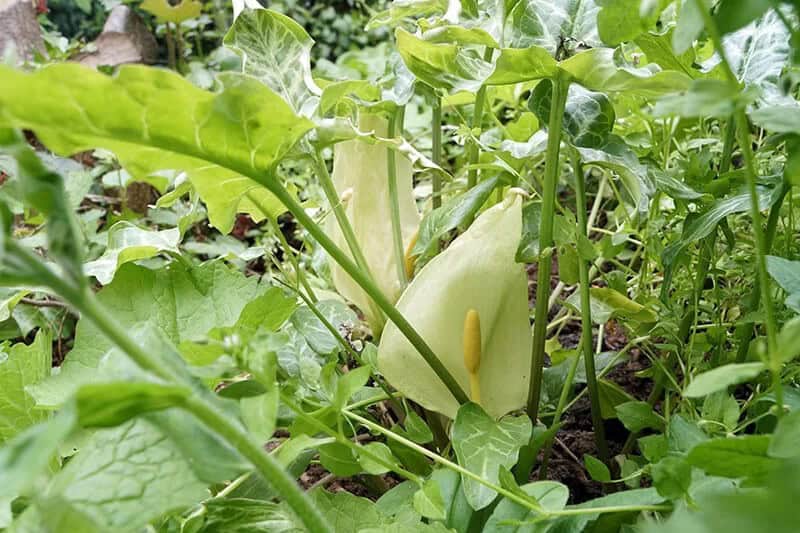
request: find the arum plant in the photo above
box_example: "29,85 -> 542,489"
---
379,192 -> 531,419
327,113 -> 420,334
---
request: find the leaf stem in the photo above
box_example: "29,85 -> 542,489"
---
527,72 -> 571,422
387,106 -> 409,288
266,182 -> 470,406
431,95 -> 443,208
466,47 -> 495,190
573,154 -> 608,461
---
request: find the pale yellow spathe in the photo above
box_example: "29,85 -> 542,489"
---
328,114 -> 421,331
378,195 -> 531,419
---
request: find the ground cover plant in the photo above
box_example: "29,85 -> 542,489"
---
2,0 -> 800,531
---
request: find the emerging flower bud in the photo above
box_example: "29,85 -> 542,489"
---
378,195 -> 531,418
328,114 -> 421,331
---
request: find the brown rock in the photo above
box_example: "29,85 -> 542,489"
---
77,5 -> 158,68
0,0 -> 45,61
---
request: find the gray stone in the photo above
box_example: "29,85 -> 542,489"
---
0,0 -> 45,61
77,5 -> 158,68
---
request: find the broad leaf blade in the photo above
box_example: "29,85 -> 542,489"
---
224,9 -> 320,117
0,65 -> 314,234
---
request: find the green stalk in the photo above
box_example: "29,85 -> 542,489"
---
694,0 -> 782,414
263,207 -> 317,303
431,96 -> 443,208
387,106 -> 409,287
466,48 -> 495,189
9,244 -> 330,533
573,155 -> 608,461
312,151 -> 385,331
266,183 -> 470,406
526,72 -> 571,422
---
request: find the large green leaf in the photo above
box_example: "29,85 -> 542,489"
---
684,363 -> 767,398
506,0 -> 602,56
140,0 -> 202,24
560,48 -> 692,96
451,403 -> 532,510
716,9 -> 790,88
0,331 -> 51,443
28,261 -> 264,407
395,28 -> 496,93
0,65 -> 314,234
224,9 -> 320,117
20,418 -> 220,533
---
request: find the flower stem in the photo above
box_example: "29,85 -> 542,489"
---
526,72 -> 571,422
387,106 -> 409,288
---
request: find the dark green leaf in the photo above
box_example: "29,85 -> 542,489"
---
615,401 -> 664,432
684,363 -> 767,398
584,454 -> 611,482
411,176 -> 499,262
452,402 -> 532,510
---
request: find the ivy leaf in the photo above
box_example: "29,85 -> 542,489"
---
224,9 -> 320,117
506,0 -> 602,55
531,82 -> 616,149
139,0 -> 202,24
451,402 -> 532,510
84,222 -> 181,285
0,65 -> 314,234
